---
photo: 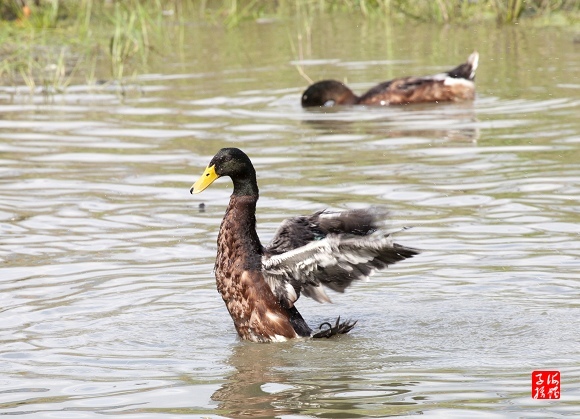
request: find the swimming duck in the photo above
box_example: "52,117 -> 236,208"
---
301,51 -> 479,107
190,148 -> 419,342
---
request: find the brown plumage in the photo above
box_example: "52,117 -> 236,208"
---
214,195 -> 299,342
191,148 -> 419,342
301,51 -> 479,107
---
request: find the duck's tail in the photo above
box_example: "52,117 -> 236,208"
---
447,51 -> 479,81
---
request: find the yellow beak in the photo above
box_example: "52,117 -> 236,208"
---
190,165 -> 219,194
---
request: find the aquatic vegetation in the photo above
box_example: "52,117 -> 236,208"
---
0,0 -> 577,91
0,0 -> 164,89
206,0 -> 579,24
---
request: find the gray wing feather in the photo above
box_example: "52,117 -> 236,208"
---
262,234 -> 418,307
266,207 -> 387,255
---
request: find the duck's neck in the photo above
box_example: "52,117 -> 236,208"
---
232,172 -> 259,197
218,194 -> 263,269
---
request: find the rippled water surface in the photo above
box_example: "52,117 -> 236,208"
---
1,17 -> 579,418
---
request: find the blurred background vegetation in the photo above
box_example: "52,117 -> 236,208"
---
0,0 -> 578,90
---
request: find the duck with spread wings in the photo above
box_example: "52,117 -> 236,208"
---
191,148 -> 419,342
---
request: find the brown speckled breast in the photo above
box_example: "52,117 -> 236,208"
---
215,195 -> 298,342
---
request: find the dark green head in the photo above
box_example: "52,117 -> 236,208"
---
190,148 -> 258,196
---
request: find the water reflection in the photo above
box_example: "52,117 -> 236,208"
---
211,343 -> 295,418
212,341 -> 422,418
303,119 -> 480,143
300,101 -> 479,143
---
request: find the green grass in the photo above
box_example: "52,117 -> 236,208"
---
201,0 -> 579,25
0,0 -> 165,90
0,0 -> 578,91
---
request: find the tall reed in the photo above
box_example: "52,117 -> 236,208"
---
0,0 -> 577,91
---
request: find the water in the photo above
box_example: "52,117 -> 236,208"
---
1,16 -> 579,418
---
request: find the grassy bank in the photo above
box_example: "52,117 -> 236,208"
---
0,0 -> 164,91
212,0 -> 580,25
0,0 -> 578,91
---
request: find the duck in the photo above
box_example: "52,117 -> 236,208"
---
301,51 -> 479,107
190,147 -> 419,343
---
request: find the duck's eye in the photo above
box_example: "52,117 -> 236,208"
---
206,173 -> 210,176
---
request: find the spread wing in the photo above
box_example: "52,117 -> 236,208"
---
266,207 -> 386,255
261,208 -> 419,308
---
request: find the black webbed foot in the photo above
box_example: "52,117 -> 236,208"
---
311,316 -> 357,339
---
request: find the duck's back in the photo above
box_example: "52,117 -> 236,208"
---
358,52 -> 479,105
